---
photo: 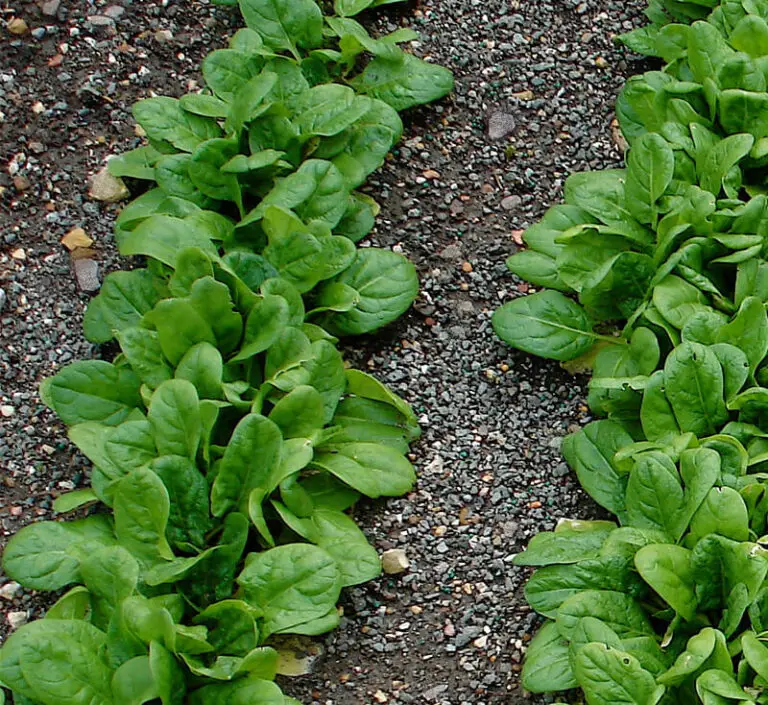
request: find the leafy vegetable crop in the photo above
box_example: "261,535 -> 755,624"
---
0,0 -> 452,702
492,0 -> 768,703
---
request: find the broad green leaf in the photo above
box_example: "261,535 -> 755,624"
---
320,248 -> 418,335
114,468 -> 173,565
514,524 -> 615,567
83,270 -> 168,344
295,85 -> 371,138
175,342 -> 224,401
237,544 -> 341,637
210,414 -> 283,516
148,380 -> 201,460
311,442 -> 415,498
635,544 -> 697,620
40,361 -> 141,426
625,452 -> 683,538
118,214 -> 219,268
202,49 -> 262,102
664,342 -> 728,436
520,621 -> 577,693
133,97 -> 221,152
493,290 -> 604,362
79,546 -> 139,607
561,421 -> 633,518
557,590 -> 654,641
349,53 -> 454,111
573,643 -> 664,705
232,295 -> 291,363
689,487 -> 750,543
525,555 -> 643,618
117,328 -> 173,389
152,455 -> 212,551
146,298 -> 217,366
0,620 -> 114,705
238,0 -> 323,58
268,385 -> 325,438
625,132 -> 675,224
2,516 -> 116,591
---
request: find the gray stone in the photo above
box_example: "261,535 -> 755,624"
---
73,258 -> 100,292
88,166 -> 129,202
487,110 -> 515,140
501,195 -> 522,211
41,0 -> 61,16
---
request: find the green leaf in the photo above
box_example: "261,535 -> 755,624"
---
117,328 -> 173,390
493,290 -> 604,362
202,49 -> 262,102
84,270 -> 168,344
147,298 -> 217,366
716,296 -> 768,375
699,132 -> 754,196
231,295 -> 291,363
625,452 -> 683,538
295,85 -> 371,138
175,342 -> 224,401
349,54 -> 454,111
148,379 -> 202,460
525,555 -> 642,618
625,132 -> 675,225
557,590 -> 654,641
133,97 -> 221,152
114,468 -> 173,565
118,214 -> 219,268
513,523 -> 615,567
2,516 -> 116,591
238,0 -> 323,58
0,620 -> 114,705
108,146 -> 162,180
53,488 -> 98,514
520,621 -> 577,693
319,249 -> 418,336
152,455 -> 212,551
210,414 -> 283,516
573,643 -> 664,705
561,421 -> 633,518
79,546 -> 139,607
237,544 -> 341,637
689,487 -> 750,543
40,361 -> 142,426
311,442 -> 415,498
664,342 -> 728,435
635,544 -> 697,620
268,385 -> 325,438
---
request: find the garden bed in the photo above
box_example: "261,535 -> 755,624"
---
0,0 -> 642,702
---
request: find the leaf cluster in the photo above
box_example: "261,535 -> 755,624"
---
0,0 -> 453,702
491,1 -> 768,703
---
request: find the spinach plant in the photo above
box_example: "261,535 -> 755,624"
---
492,0 -> 768,703
0,0 -> 452,702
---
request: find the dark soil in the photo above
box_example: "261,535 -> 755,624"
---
0,0 -> 645,702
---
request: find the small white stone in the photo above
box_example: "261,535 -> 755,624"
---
381,548 -> 410,575
88,166 -> 129,202
473,635 -> 489,649
0,581 -> 21,600
0,405 -> 14,417
7,610 -> 28,629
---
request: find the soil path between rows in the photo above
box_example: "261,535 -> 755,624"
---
0,0 -> 644,701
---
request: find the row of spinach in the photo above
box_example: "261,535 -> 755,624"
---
493,0 -> 768,703
0,0 -> 453,703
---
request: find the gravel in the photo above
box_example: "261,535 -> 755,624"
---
0,0 -> 646,702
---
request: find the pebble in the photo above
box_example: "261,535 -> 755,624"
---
61,227 -> 94,251
7,17 -> 28,35
501,195 -> 522,211
0,582 -> 21,600
11,248 -> 26,260
0,405 -> 14,417
381,549 -> 410,574
487,111 -> 515,140
7,611 -> 28,630
88,166 -> 129,202
41,0 -> 61,16
73,258 -> 100,292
